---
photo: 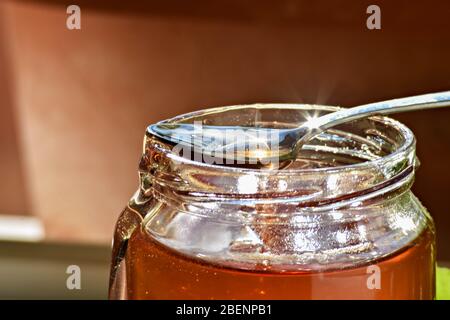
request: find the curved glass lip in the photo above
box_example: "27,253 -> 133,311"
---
146,103 -> 416,175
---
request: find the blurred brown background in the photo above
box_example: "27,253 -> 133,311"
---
0,0 -> 449,259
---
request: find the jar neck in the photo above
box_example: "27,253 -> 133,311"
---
139,123 -> 416,213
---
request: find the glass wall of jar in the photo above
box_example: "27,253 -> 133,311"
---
109,105 -> 435,300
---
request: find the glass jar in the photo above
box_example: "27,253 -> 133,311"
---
108,104 -> 435,300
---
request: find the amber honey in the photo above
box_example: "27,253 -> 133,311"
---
124,225 -> 435,300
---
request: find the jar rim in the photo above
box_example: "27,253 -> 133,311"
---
146,103 -> 415,176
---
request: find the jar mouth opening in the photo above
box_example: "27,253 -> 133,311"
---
144,104 -> 416,205
146,103 -> 415,176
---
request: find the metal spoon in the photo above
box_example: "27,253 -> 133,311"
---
149,91 -> 450,165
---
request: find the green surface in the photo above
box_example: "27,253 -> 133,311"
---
437,266 -> 450,300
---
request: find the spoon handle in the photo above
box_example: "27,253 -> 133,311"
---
310,91 -> 450,132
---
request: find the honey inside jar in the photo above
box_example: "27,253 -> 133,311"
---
109,105 -> 436,300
